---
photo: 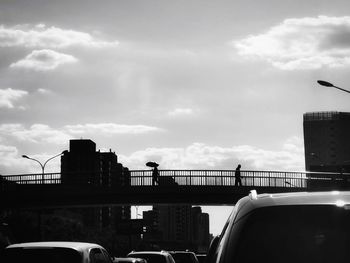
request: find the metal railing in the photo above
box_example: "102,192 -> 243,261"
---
130,170 -> 308,187
2,170 -> 349,190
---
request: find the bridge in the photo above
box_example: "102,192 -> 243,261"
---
1,169 -> 349,209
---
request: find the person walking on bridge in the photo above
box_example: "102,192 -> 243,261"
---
146,161 -> 160,186
152,166 -> 160,186
235,164 -> 242,186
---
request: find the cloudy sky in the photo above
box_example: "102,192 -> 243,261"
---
1,0 -> 350,235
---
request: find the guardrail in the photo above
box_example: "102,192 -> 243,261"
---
1,170 -> 349,190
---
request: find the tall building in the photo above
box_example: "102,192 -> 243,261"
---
191,206 -> 210,253
61,139 -> 99,185
60,139 -> 131,229
143,205 -> 210,252
303,111 -> 350,173
157,205 -> 192,245
142,209 -> 162,248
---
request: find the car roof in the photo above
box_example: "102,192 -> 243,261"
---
6,241 -> 103,251
234,190 -> 350,221
129,251 -> 170,256
115,257 -> 146,262
170,252 -> 195,255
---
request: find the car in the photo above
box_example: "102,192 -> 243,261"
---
1,241 -> 114,263
169,251 -> 199,263
127,251 -> 176,263
114,257 -> 148,263
206,190 -> 350,263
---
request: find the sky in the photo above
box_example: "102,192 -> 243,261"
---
1,0 -> 350,235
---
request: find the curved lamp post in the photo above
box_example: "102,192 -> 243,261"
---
317,80 -> 350,94
22,150 -> 68,184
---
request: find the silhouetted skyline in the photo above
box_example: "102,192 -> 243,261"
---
1,0 -> 350,235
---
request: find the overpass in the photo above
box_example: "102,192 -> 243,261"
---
1,169 -> 349,209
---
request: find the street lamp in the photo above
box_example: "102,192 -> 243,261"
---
22,150 -> 68,184
317,80 -> 350,94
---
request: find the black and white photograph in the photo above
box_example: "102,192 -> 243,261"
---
1,0 -> 350,262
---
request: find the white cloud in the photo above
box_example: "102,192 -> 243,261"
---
64,123 -> 163,135
0,144 -> 31,174
10,49 -> 78,71
0,144 -> 18,165
234,15 -> 350,70
0,88 -> 28,108
119,138 -> 305,171
0,24 -> 118,49
0,123 -> 163,146
0,124 -> 71,144
0,123 -> 163,173
168,108 -> 195,117
0,143 -> 63,174
37,88 -> 52,94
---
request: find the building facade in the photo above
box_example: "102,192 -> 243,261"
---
303,111 -> 350,173
191,206 -> 210,253
60,139 -> 131,229
142,205 -> 210,252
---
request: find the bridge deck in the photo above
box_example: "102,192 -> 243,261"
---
1,170 -> 349,208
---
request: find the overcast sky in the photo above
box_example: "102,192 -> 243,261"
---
1,0 -> 350,235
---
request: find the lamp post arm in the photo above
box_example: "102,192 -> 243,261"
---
42,152 -> 64,171
25,157 -> 45,173
317,80 -> 350,94
332,85 -> 350,94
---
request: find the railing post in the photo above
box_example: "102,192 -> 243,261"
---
285,172 -> 287,187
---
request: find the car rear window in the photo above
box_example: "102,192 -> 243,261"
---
2,247 -> 82,263
129,254 -> 166,263
172,253 -> 197,263
230,205 -> 350,263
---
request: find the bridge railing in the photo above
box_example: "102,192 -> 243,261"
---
1,170 -> 349,190
130,170 -> 308,188
1,173 -> 61,185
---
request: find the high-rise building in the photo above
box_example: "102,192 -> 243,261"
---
157,205 -> 192,244
143,205 -> 210,252
61,139 -> 99,185
142,209 -> 162,247
191,206 -> 210,253
303,111 -> 350,173
60,139 -> 131,229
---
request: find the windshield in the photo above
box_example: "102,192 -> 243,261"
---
172,253 -> 198,263
231,205 -> 350,263
2,247 -> 82,263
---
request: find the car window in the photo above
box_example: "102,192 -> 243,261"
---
1,247 -> 82,263
228,205 -> 350,263
171,253 -> 198,263
102,248 -> 113,263
90,248 -> 112,263
116,259 -> 133,263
